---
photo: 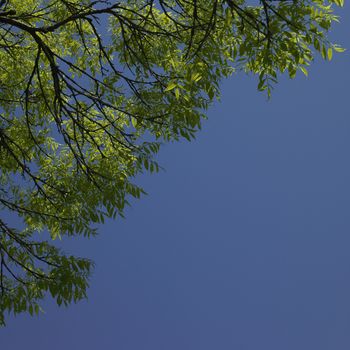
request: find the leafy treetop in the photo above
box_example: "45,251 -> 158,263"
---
0,0 -> 344,325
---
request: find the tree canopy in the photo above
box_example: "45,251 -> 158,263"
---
0,0 -> 344,325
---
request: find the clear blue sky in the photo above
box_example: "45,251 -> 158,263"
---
1,6 -> 350,350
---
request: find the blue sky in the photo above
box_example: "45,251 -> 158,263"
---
1,5 -> 350,350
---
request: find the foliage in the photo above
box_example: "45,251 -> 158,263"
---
0,0 -> 344,325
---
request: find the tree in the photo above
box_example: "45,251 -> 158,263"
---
0,0 -> 344,325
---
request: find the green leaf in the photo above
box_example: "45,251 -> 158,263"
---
191,72 -> 202,82
300,66 -> 308,77
333,45 -> 346,53
164,82 -> 177,92
327,47 -> 333,60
